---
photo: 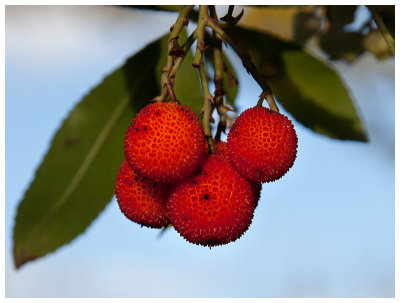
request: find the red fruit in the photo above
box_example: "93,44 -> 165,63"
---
124,102 -> 206,183
215,140 -> 262,207
227,106 -> 298,183
214,140 -> 228,157
115,161 -> 170,228
167,155 -> 256,247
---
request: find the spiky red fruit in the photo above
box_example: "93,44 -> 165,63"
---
214,140 -> 262,207
167,155 -> 256,247
214,140 -> 228,157
115,161 -> 170,228
227,106 -> 298,183
124,102 -> 206,183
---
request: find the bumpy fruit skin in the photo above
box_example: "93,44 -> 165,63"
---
215,140 -> 262,207
115,161 -> 170,228
125,102 -> 206,183
227,106 -> 298,183
167,155 -> 256,247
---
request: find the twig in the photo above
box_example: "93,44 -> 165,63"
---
155,5 -> 194,103
193,5 -> 215,154
210,5 -> 227,141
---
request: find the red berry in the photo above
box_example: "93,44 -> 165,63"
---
115,161 -> 170,228
215,140 -> 262,207
124,102 -> 206,183
214,140 -> 228,157
167,155 -> 256,247
227,106 -> 298,183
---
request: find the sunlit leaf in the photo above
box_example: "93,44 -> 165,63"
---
363,29 -> 392,60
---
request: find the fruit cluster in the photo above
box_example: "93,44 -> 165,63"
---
115,101 -> 297,247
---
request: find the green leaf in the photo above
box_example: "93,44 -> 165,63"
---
319,30 -> 365,62
269,51 -> 367,141
226,26 -> 368,141
293,12 -> 321,45
13,37 -> 164,269
367,5 -> 395,39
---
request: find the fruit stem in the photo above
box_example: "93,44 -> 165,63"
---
256,90 -> 275,108
156,5 -> 194,103
170,31 -> 197,85
210,5 -> 227,142
206,18 -> 280,112
153,30 -> 197,103
193,5 -> 216,154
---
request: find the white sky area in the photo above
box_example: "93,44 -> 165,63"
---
5,5 -> 395,298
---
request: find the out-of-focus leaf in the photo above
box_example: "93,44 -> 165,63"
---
367,5 -> 395,38
293,11 -> 321,45
363,29 -> 392,60
13,31 -> 204,269
269,51 -> 367,141
326,5 -> 358,29
319,31 -> 365,62
319,5 -> 365,62
367,5 -> 395,56
225,25 -> 368,141
242,6 -> 299,41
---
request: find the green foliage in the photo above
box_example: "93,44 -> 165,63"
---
226,25 -> 367,141
293,11 -> 322,45
13,39 -> 160,269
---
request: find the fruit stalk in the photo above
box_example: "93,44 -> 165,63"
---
155,5 -> 194,103
169,31 -> 197,86
193,5 -> 216,154
210,6 -> 228,142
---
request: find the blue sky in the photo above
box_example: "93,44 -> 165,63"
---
5,6 -> 395,297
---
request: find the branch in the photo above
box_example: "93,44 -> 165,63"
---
193,5 -> 215,154
155,5 -> 194,103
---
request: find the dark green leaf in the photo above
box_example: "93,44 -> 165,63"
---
319,30 -> 365,62
225,26 -> 368,141
293,12 -> 322,45
367,5 -> 395,39
326,5 -> 358,29
319,6 -> 365,62
13,37 -> 164,269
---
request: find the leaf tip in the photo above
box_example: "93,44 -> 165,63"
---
13,245 -> 38,269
